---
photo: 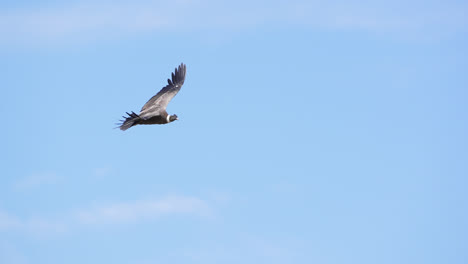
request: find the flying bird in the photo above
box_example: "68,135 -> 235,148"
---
118,63 -> 186,131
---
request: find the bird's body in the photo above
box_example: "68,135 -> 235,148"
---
118,63 -> 186,131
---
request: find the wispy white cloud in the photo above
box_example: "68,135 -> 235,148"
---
13,172 -> 61,191
0,0 -> 466,45
0,1 -> 181,44
0,195 -> 211,236
0,210 -> 66,236
93,167 -> 112,178
0,240 -> 29,264
76,195 -> 211,224
0,210 -> 21,230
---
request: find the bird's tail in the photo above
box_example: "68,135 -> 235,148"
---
118,111 -> 141,131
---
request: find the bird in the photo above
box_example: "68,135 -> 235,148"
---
118,63 -> 186,131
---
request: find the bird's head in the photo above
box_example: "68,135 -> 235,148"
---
169,114 -> 178,122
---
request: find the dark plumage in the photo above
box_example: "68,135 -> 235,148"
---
118,63 -> 186,131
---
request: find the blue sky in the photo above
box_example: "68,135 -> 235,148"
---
1,0 -> 467,263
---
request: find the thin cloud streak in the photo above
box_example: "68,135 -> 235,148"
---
0,2 -> 173,42
0,210 -> 21,230
13,172 -> 61,191
76,195 -> 211,224
0,210 -> 66,236
0,0 -> 466,44
0,195 -> 211,235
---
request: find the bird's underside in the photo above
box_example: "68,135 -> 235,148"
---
120,111 -> 170,127
138,114 -> 169,125
118,63 -> 186,131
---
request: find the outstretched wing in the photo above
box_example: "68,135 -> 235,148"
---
139,63 -> 186,117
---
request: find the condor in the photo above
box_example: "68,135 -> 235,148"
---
118,63 -> 186,131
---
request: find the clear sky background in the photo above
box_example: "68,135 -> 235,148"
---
1,1 -> 467,263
